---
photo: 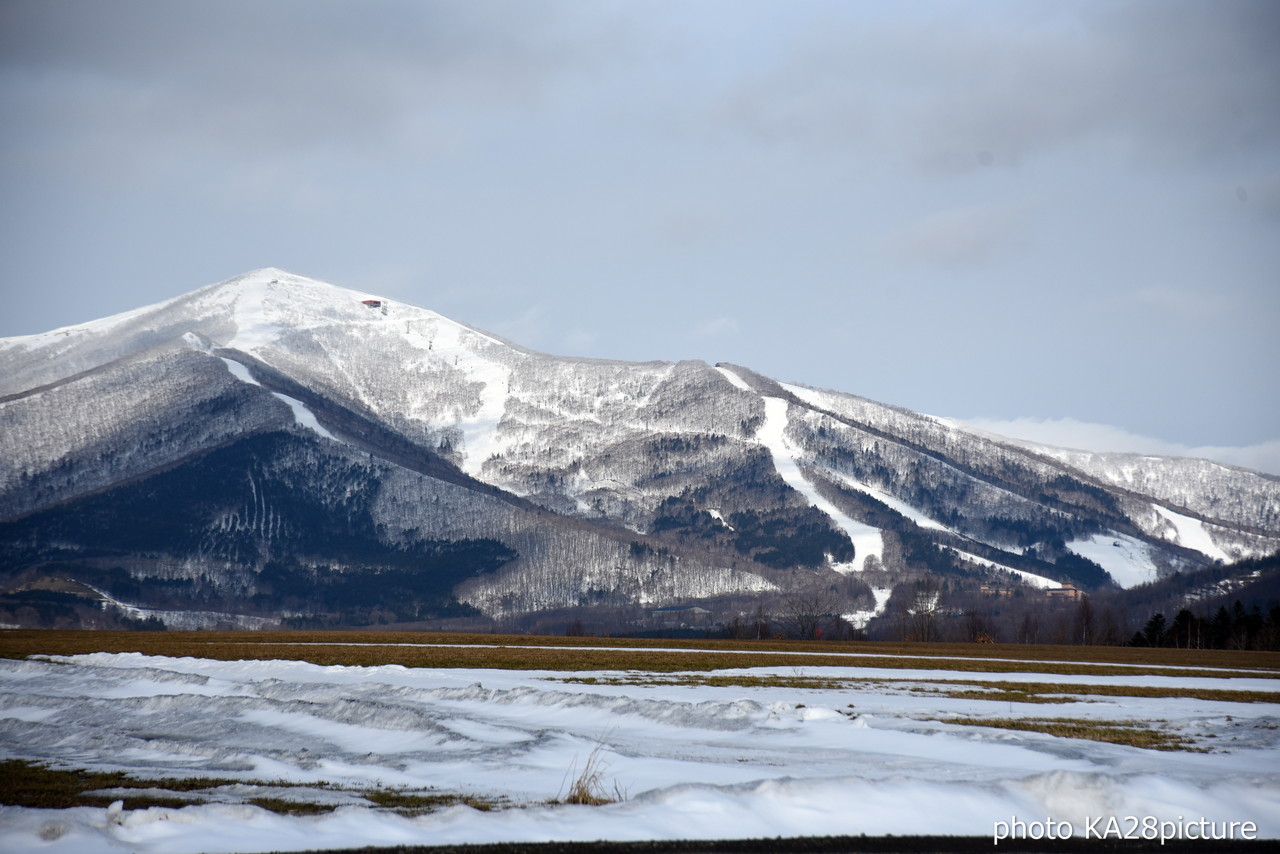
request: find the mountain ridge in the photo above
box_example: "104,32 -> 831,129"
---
2,269 -> 1277,634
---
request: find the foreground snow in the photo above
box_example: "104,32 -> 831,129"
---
2,652 -> 1278,852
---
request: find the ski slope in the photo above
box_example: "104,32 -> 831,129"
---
1153,505 -> 1232,563
1068,533 -> 1160,588
755,394 -> 884,572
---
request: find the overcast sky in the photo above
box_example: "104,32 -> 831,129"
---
2,1 -> 1277,471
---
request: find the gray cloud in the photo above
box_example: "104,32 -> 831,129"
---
1234,172 -> 1280,222
8,1 -> 1274,187
0,0 -> 606,189
693,316 -> 740,337
962,417 -> 1280,476
712,0 -> 1280,172
883,202 -> 1030,268
1,0 -> 1276,453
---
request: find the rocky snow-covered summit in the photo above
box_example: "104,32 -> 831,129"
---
2,269 -> 1277,629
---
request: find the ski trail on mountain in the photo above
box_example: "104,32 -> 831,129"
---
1153,504 -> 1231,563
714,365 -> 753,391
843,585 -> 894,628
720,367 -> 883,572
758,397 -> 884,572
218,357 -> 336,441
1067,533 -> 1159,587
941,546 -> 1063,589
454,357 -> 510,478
396,310 -> 512,476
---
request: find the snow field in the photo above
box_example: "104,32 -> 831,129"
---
1153,505 -> 1232,563
2,652 -> 1277,852
1067,533 -> 1161,588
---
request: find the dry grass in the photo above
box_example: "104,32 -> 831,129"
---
363,789 -> 496,815
910,685 -> 1080,704
244,797 -> 336,816
558,744 -> 623,806
3,629 -> 1276,679
939,717 -> 1205,752
556,673 -> 852,690
554,672 -> 1278,705
0,759 -> 240,810
914,678 -> 1280,705
0,759 -> 498,816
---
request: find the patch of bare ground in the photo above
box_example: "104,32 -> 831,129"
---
0,759 -> 501,816
2,630 -> 1277,678
554,674 -> 1276,705
936,717 -> 1207,752
284,835 -> 1274,853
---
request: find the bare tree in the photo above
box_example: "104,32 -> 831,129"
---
1016,612 -> 1040,644
963,609 -> 993,643
753,602 -> 771,640
904,578 -> 941,642
779,592 -> 842,640
1071,596 -> 1095,645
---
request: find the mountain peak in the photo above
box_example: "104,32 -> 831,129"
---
3,269 -> 1278,636
213,267 -> 361,296
201,269 -> 388,352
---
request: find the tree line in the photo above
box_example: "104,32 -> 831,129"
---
1129,601 -> 1280,651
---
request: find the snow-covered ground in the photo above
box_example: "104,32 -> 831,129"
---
1152,505 -> 1232,564
1068,534 -> 1160,588
2,651 -> 1278,852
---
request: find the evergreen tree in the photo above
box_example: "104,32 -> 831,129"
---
1142,612 -> 1167,647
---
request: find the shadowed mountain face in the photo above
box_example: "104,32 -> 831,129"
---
2,269 -> 1277,630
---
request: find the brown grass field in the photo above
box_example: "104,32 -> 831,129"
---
2,629 -> 1278,678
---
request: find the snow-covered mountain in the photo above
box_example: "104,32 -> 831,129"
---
2,269 -> 1277,630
